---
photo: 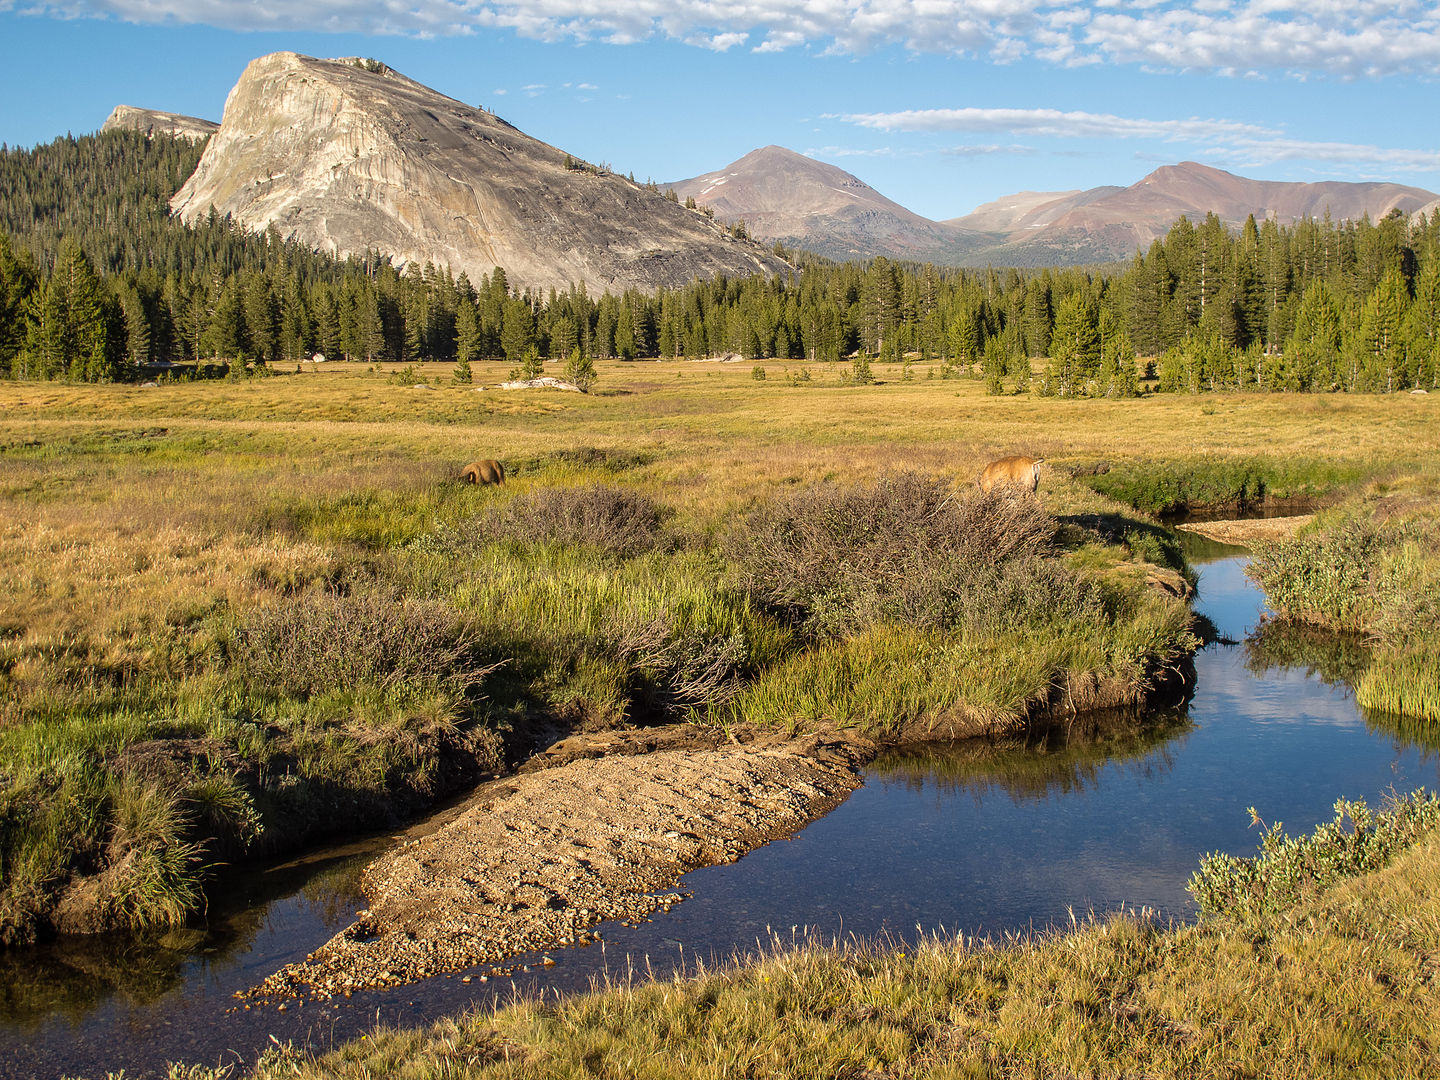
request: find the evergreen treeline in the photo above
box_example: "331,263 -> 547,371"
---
0,129 -> 1437,393
1118,210 -> 1440,393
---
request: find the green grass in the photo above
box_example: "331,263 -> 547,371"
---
2,367 -> 1431,939
1081,454 -> 1371,515
149,798 -> 1440,1080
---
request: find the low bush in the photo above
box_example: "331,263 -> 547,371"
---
728,472 -> 1059,639
1189,791 -> 1440,921
236,589 -> 493,701
1246,514 -> 1388,628
439,483 -> 669,559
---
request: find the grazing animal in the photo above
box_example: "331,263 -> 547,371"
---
977,456 -> 1043,495
461,459 -> 505,486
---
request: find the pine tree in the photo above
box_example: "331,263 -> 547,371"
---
1356,268 -> 1409,391
501,297 -> 536,361
206,279 -> 247,370
27,239 -> 119,382
117,281 -> 151,368
244,272 -> 280,366
563,346 -> 596,392
1047,292 -> 1101,396
1283,280 -> 1342,391
0,233 -> 36,374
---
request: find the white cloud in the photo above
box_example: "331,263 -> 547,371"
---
1222,137 -> 1440,171
803,144 -> 896,158
17,1 -> 1440,78
835,106 -> 1280,142
837,104 -> 1440,174
942,143 -> 1037,155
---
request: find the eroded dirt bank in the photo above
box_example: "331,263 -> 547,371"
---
250,731 -> 869,999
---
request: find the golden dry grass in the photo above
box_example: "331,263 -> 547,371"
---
231,828 -> 1440,1080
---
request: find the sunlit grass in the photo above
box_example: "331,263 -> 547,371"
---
2,366 -> 1431,939
195,811 -> 1440,1080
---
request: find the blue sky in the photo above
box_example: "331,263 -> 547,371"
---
1,1 -> 1437,220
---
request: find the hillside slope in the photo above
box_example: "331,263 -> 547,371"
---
172,53 -> 789,293
667,145 -> 981,264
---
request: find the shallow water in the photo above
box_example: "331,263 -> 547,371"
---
3,545 -> 1436,1079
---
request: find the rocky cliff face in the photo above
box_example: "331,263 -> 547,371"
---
171,53 -> 788,294
103,105 -> 218,142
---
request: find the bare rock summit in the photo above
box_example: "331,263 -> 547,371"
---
103,105 -> 218,142
667,146 -> 982,264
171,53 -> 788,293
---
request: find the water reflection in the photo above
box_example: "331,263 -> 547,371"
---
872,710 -> 1192,803
0,839 -> 373,1035
1245,617 -> 1440,754
1245,620 -> 1372,689
4,552 -> 1439,1080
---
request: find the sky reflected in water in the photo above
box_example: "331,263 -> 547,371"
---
3,552 -> 1437,1079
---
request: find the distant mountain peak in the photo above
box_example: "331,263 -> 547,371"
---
666,146 -> 978,263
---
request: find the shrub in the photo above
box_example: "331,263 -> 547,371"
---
613,611 -> 751,715
442,484 -> 669,560
1189,791 -> 1440,921
236,589 -> 492,700
751,365 -> 767,381
728,472 -> 1061,639
1246,517 -> 1385,629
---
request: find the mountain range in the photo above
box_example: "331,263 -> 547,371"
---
108,52 -> 1438,283
669,147 -> 1437,267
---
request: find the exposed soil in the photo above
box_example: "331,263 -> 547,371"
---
248,728 -> 871,1000
1176,515 -> 1313,547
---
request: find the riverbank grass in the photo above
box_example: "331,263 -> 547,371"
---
2,367 -> 1430,940
218,795 -> 1440,1080
1246,466 -> 1440,723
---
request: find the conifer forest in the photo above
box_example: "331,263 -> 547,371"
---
1,129 -> 1437,394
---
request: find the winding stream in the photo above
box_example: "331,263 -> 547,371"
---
3,541 -> 1436,1079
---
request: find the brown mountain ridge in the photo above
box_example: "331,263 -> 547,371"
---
949,161 -> 1437,264
670,150 -> 1436,267
666,146 -> 984,264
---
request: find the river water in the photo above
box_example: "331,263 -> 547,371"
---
3,542 -> 1436,1078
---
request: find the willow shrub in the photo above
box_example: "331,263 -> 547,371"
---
727,472 -> 1059,640
1190,791 -> 1440,922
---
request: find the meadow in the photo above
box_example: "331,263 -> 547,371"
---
1,358 -> 1435,947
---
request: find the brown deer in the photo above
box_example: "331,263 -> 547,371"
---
976,456 -> 1043,495
460,459 -> 505,485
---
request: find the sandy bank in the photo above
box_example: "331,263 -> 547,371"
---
1176,514 -> 1313,547
249,730 -> 868,999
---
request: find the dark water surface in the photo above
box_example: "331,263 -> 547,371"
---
3,546 -> 1437,1078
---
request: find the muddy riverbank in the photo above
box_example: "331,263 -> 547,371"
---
250,730 -> 871,998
